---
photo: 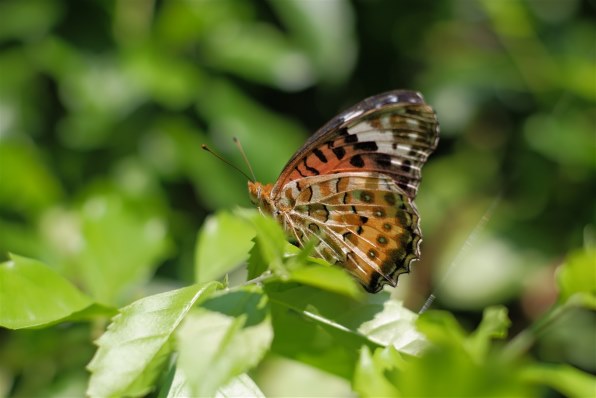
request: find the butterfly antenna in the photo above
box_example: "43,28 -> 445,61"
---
233,137 -> 257,182
201,144 -> 254,182
418,193 -> 502,314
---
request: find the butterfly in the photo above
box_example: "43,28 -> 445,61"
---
248,90 -> 439,293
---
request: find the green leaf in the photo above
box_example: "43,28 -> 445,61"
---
395,341 -> 534,397
416,310 -> 468,348
246,237 -> 268,280
418,307 -> 511,362
215,373 -> 266,398
400,305 -> 536,396
467,306 -> 510,361
195,211 -> 255,284
166,367 -> 265,398
520,363 -> 596,398
47,192 -> 173,306
0,140 -> 63,215
269,299 -> 379,380
557,249 -> 596,307
0,0 -> 61,49
124,43 -> 204,109
0,254 -> 93,329
237,209 -> 287,273
265,284 -> 425,357
356,298 -> 427,356
288,264 -> 363,299
202,22 -> 315,91
265,284 -> 407,379
87,282 -> 220,398
353,346 -> 402,398
176,287 -> 273,397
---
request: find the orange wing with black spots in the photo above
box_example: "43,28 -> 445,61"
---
272,90 -> 439,199
249,90 -> 439,293
277,172 -> 421,292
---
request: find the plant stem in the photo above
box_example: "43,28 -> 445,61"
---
501,300 -> 573,361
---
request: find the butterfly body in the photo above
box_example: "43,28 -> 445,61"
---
249,90 -> 439,293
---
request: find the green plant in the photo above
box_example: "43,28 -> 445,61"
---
1,211 -> 593,397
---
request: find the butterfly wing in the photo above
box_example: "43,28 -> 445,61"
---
265,90 -> 439,292
271,90 -> 439,199
277,172 -> 421,293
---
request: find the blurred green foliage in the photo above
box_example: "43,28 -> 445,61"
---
0,0 -> 594,396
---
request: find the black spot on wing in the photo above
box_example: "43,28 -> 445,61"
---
401,160 -> 412,172
350,154 -> 364,168
313,148 -> 328,163
344,133 -> 358,144
375,153 -> 392,168
397,181 -> 410,192
333,146 -> 346,160
354,141 -> 378,152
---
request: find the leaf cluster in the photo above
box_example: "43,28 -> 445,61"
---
1,210 -> 593,397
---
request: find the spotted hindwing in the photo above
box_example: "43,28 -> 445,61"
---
277,172 -> 421,293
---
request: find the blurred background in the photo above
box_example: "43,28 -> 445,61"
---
0,0 -> 594,396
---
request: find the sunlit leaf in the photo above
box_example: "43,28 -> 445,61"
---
87,282 -> 220,398
167,367 -> 265,398
237,209 -> 287,273
265,284 -> 399,378
288,263 -> 362,299
265,284 -> 424,357
195,211 -> 255,284
0,254 -> 93,329
557,249 -> 596,308
268,298 -> 378,380
216,373 -> 265,398
356,298 -> 427,356
176,287 -> 273,397
353,346 -> 402,398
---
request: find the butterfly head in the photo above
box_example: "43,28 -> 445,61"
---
248,181 -> 275,215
